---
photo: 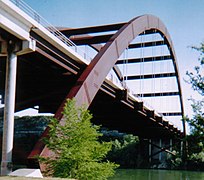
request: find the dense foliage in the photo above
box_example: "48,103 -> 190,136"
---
101,130 -> 140,168
185,43 -> 204,170
40,99 -> 118,179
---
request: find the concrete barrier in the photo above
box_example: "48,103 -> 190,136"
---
9,168 -> 43,178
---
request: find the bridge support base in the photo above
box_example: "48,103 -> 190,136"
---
147,138 -> 177,168
1,40 -> 17,175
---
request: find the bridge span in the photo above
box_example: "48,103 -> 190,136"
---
0,0 -> 186,174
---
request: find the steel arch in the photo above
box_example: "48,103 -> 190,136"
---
56,15 -> 184,120
29,15 -> 185,160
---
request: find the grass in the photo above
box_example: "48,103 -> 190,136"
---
0,176 -> 76,180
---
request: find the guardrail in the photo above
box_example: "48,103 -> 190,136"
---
10,0 -> 92,61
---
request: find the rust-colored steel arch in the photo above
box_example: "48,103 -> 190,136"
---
56,14 -> 184,118
29,15 -> 185,159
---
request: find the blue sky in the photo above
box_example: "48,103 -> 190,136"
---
22,0 -> 204,119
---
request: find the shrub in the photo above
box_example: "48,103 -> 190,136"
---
39,99 -> 118,179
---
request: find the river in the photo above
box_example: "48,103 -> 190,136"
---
109,169 -> 204,180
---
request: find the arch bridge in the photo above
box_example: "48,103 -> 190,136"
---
0,0 -> 185,173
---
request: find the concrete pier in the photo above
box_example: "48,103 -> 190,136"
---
1,40 -> 17,175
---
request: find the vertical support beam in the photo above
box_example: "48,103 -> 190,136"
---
149,139 -> 151,163
159,139 -> 162,161
180,141 -> 183,158
1,40 -> 17,175
170,139 -> 172,151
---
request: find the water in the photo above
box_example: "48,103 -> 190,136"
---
110,169 -> 204,180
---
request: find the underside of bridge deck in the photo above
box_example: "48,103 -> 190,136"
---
0,52 -> 78,114
90,91 -> 178,139
0,21 -> 183,139
0,50 -> 181,139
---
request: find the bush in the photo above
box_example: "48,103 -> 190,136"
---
40,99 -> 118,179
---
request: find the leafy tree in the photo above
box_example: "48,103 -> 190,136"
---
107,134 -> 140,168
40,99 -> 118,179
186,43 -> 204,169
186,43 -> 204,95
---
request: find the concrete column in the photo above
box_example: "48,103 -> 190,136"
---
1,40 -> 17,175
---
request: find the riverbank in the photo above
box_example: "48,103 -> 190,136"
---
1,169 -> 204,180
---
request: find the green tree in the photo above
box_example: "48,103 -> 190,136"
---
186,43 -> 204,170
40,99 -> 118,179
106,133 -> 140,168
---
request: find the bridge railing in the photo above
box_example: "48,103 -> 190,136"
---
10,0 -> 92,62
